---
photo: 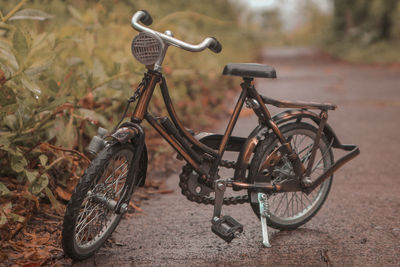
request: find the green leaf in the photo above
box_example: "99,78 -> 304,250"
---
77,108 -> 109,127
0,213 -> 7,227
66,57 -> 83,67
0,21 -> 14,31
13,29 -> 29,66
0,86 -> 17,106
29,173 -> 48,195
108,79 -> 123,89
10,213 -> 25,223
1,202 -> 12,213
0,137 -> 10,148
37,97 -> 70,113
39,154 -> 48,166
3,114 -> 18,131
44,186 -> 59,210
9,9 -> 54,21
48,79 -> 59,93
25,170 -> 38,183
10,153 -> 27,173
24,63 -> 51,76
57,116 -> 75,149
0,202 -> 12,227
20,73 -> 41,96
0,40 -> 18,71
67,5 -> 83,22
0,182 -> 11,197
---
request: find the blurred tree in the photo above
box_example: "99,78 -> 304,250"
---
259,9 -> 282,33
332,0 -> 399,43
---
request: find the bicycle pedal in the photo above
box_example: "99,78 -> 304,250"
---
211,215 -> 243,243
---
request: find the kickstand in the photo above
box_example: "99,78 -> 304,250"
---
258,192 -> 271,248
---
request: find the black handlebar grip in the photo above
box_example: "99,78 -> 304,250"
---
208,37 -> 222,53
140,10 -> 153,26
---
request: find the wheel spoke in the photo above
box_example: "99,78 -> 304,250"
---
76,210 -> 103,240
272,193 -> 284,214
286,193 -> 295,217
70,147 -> 135,249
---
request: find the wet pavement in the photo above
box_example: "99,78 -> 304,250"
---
75,48 -> 400,266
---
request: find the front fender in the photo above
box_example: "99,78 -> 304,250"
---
109,122 -> 147,187
110,127 -> 139,144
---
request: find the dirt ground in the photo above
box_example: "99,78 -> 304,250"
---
74,48 -> 400,266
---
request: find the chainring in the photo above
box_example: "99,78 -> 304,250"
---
186,162 -> 214,197
178,159 -> 249,206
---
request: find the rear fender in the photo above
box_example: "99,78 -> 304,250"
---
233,109 -> 343,183
233,125 -> 269,183
272,109 -> 342,148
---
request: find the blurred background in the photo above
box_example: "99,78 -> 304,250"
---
0,0 -> 399,265
239,0 -> 400,63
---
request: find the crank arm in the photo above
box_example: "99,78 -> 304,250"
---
212,180 -> 226,222
211,180 -> 243,243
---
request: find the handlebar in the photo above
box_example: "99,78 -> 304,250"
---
131,10 -> 222,54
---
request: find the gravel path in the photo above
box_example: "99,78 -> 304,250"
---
75,48 -> 400,266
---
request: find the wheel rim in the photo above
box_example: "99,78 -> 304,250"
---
74,149 -> 132,249
260,128 -> 332,226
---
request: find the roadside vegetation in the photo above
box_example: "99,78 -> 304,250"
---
0,0 -> 263,264
259,0 -> 400,64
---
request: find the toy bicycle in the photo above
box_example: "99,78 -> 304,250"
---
62,10 -> 360,260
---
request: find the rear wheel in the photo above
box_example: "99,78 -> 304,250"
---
248,122 -> 334,230
62,143 -> 138,260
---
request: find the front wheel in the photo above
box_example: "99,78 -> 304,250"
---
62,143 -> 139,260
248,122 -> 334,230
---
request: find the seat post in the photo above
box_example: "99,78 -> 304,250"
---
209,86 -> 248,178
242,77 -> 253,84
240,77 -> 253,95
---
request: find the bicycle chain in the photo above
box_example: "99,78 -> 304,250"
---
178,159 -> 249,205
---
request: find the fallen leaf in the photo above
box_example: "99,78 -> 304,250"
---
129,202 -> 143,212
55,186 -> 71,201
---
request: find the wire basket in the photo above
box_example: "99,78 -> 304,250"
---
131,32 -> 163,65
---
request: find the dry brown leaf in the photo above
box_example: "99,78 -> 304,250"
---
55,186 -> 71,201
129,202 -> 143,212
21,261 -> 40,267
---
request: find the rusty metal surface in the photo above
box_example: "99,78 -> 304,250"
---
75,49 -> 400,266
161,77 -> 218,157
132,71 -> 160,121
261,95 -> 337,110
110,127 -> 138,144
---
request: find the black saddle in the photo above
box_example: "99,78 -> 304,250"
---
222,63 -> 277,79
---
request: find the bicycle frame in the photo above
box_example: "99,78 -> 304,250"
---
125,69 -> 359,194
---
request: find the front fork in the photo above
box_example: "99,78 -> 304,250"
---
114,122 -> 146,214
89,122 -> 146,214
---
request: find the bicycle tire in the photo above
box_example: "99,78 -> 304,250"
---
248,122 -> 334,230
62,143 -> 138,260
